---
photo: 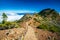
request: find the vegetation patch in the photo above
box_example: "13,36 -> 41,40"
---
0,13 -> 20,30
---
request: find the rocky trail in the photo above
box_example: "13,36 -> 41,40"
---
23,22 -> 38,40
22,23 -> 37,40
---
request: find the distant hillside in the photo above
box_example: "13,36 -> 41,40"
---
38,8 -> 60,26
37,8 -> 60,32
15,8 -> 60,40
18,8 -> 60,33
38,8 -> 59,17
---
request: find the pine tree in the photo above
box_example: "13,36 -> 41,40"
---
2,13 -> 8,24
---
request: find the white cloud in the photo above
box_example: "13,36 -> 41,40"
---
0,16 -> 2,22
0,10 -> 25,21
7,15 -> 23,21
0,15 -> 24,21
0,10 -> 17,16
0,11 -> 23,21
0,10 -> 37,21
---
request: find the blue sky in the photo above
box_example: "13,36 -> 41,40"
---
0,0 -> 60,21
0,0 -> 60,12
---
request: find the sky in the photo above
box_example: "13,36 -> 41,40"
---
0,0 -> 60,21
0,0 -> 60,12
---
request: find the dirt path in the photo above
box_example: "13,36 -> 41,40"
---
23,22 -> 38,40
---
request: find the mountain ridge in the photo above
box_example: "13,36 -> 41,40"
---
0,8 -> 60,40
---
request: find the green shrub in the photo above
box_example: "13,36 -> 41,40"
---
37,24 -> 60,33
37,24 -> 49,30
0,22 -> 20,30
49,26 -> 60,32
